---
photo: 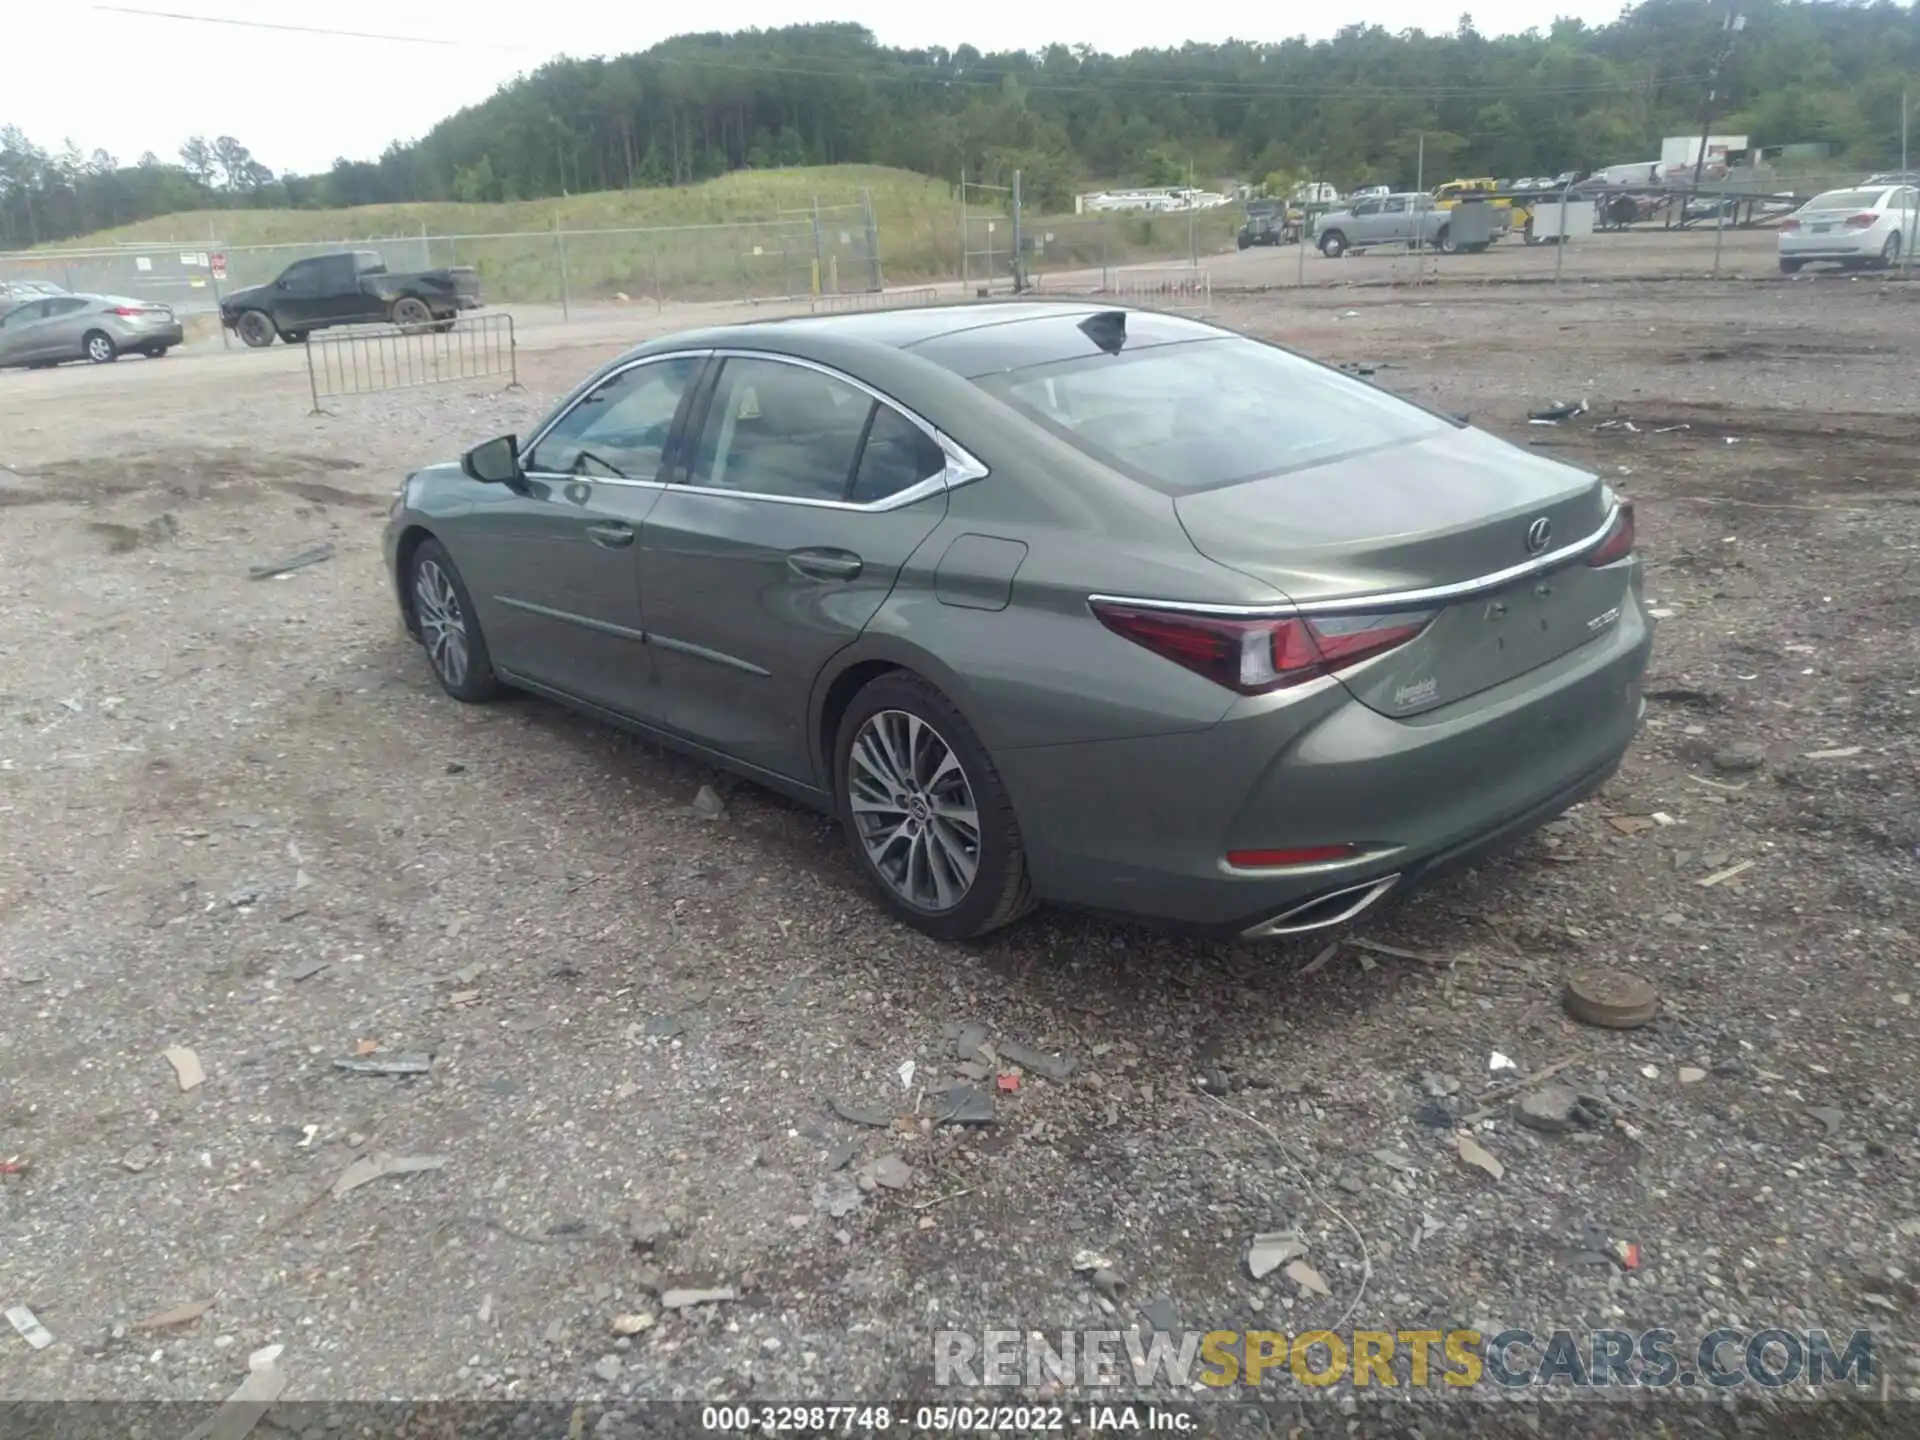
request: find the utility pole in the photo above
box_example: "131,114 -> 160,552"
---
1693,9 -> 1746,189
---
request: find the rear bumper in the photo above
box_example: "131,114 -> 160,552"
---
125,322 -> 184,349
996,597 -> 1654,937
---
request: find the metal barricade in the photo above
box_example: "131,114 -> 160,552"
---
305,312 -> 518,415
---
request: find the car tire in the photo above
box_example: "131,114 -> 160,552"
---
1319,231 -> 1347,259
236,311 -> 276,348
407,538 -> 506,703
1779,258 -> 1804,274
1436,224 -> 1457,255
833,672 -> 1034,942
1881,232 -> 1902,268
391,296 -> 433,333
281,330 -> 307,345
82,330 -> 117,365
142,345 -> 170,359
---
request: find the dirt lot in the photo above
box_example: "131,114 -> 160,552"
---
2,249 -> 1917,1436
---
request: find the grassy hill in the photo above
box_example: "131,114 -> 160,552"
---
50,165 -> 1228,302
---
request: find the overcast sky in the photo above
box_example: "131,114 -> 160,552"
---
17,1 -> 1626,176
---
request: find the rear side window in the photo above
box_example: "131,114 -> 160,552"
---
977,337 -> 1448,493
851,405 -> 947,504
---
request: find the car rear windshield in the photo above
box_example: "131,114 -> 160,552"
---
1806,189 -> 1888,211
974,336 -> 1450,492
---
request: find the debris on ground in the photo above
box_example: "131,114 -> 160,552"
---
1071,1250 -> 1112,1274
131,1299 -> 213,1330
930,1084 -> 995,1125
284,958 -> 329,982
859,1153 -> 912,1191
998,1041 -> 1076,1081
1419,1071 -> 1460,1097
660,1287 -> 735,1309
1679,1066 -> 1708,1084
1350,937 -> 1452,967
1698,858 -> 1755,888
951,1023 -> 989,1064
1297,940 -> 1340,977
0,1155 -> 29,1177
1562,970 -> 1660,1029
1803,745 -> 1863,760
1372,1147 -> 1420,1173
688,785 -> 726,820
120,1143 -> 157,1173
644,1014 -> 685,1039
5,1304 -> 53,1350
1091,1269 -> 1127,1303
330,1152 -> 449,1199
1138,1296 -> 1180,1333
593,1355 -> 622,1383
1247,1231 -> 1308,1280
1283,1260 -> 1332,1298
1711,741 -> 1766,774
609,1313 -> 654,1336
1455,1132 -> 1505,1181
1527,399 -> 1588,423
825,1140 -> 859,1171
1517,1084 -> 1605,1134
197,1343 -> 289,1440
826,1097 -> 893,1128
814,1175 -> 864,1218
331,1052 -> 432,1076
1488,1051 -> 1517,1072
163,1045 -> 204,1091
625,1212 -> 675,1250
248,542 -> 335,580
995,1073 -> 1020,1092
1808,1106 -> 1845,1139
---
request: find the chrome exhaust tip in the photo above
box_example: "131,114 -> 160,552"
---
1239,873 -> 1402,940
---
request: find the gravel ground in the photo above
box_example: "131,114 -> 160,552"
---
1,266 -> 1916,1438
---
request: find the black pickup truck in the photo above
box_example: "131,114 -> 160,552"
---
220,250 -> 482,347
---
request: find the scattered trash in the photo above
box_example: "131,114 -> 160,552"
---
930,1084 -> 995,1126
190,1341 -> 287,1440
826,1097 -> 893,1129
998,1042 -> 1076,1081
131,1299 -> 213,1331
645,1014 -> 685,1040
1488,1051 -> 1518,1073
1517,1085 -> 1604,1134
609,1313 -> 655,1336
284,958 -> 329,982
1808,1106 -> 1844,1139
1803,746 -> 1863,760
1283,1260 -> 1332,1298
1071,1250 -> 1112,1274
5,1305 -> 52,1350
1698,859 -> 1755,888
1372,1147 -> 1420,1173
1607,815 -> 1656,836
1298,940 -> 1340,977
163,1046 -> 204,1091
0,1155 -> 27,1176
1138,1296 -> 1180,1333
661,1287 -> 735,1309
1455,1132 -> 1505,1182
120,1142 -> 158,1173
330,1152 -> 448,1199
1247,1231 -> 1308,1280
1651,812 -> 1677,827
1527,399 -> 1588,423
331,1052 -> 432,1077
248,542 -> 335,580
1350,937 -> 1452,967
689,785 -> 726,820
1563,970 -> 1659,1029
897,1060 -> 916,1091
448,989 -> 481,1007
995,1073 -> 1020,1093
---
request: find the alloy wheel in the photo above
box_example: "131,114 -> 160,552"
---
413,558 -> 469,688
847,708 -> 981,912
86,334 -> 113,363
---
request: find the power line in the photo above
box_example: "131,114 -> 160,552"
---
90,5 -> 532,51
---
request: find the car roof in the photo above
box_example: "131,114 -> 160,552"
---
624,300 -> 1235,381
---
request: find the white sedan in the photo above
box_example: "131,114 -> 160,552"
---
1778,184 -> 1920,272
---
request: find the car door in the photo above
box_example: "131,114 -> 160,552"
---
273,259 -> 330,330
451,351 -> 707,720
37,297 -> 95,359
0,300 -> 50,365
1347,199 -> 1384,243
1378,196 -> 1413,243
637,352 -> 958,785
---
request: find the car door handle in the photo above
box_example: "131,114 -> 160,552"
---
586,522 -> 635,549
787,549 -> 862,582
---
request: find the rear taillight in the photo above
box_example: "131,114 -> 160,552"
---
1227,845 -> 1361,869
1090,602 -> 1434,695
1779,216 -> 1800,232
1586,502 -> 1636,567
110,306 -> 148,317
1845,212 -> 1878,229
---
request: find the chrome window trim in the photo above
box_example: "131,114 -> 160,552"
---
521,348 -> 714,478
1089,504 -> 1622,619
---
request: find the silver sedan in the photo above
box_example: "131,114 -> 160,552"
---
0,293 -> 184,368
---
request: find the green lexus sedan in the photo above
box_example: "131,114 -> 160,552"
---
384,302 -> 1652,942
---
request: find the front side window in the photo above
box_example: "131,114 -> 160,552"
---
281,261 -> 323,294
684,358 -> 875,501
979,337 -> 1449,494
527,356 -> 703,480
0,302 -> 43,327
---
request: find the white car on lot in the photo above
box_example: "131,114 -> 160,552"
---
1778,184 -> 1919,272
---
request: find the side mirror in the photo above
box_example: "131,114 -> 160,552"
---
461,434 -> 523,485
275,279 -> 290,290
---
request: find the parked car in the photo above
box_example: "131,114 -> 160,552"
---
0,292 -> 183,368
1777,184 -> 1919,271
1312,193 -> 1492,257
219,250 -> 481,348
383,302 -> 1652,942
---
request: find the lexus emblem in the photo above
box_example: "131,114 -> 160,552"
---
1525,516 -> 1553,554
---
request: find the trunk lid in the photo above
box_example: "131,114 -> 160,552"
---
1173,425 -> 1630,716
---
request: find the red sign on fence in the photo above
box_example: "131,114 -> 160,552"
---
210,253 -> 227,281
